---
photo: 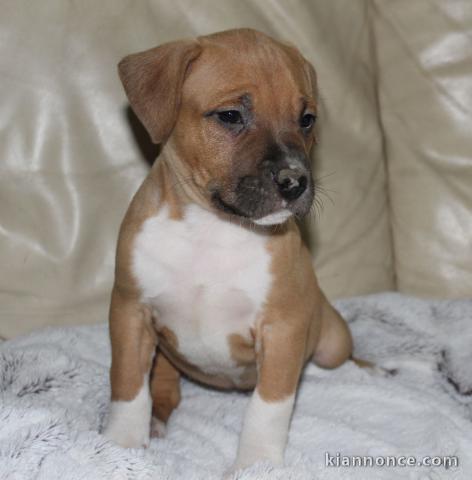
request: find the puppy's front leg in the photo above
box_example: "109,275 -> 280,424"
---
103,287 -> 157,448
233,321 -> 306,470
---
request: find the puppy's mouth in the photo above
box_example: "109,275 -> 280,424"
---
211,191 -> 295,226
210,166 -> 313,226
211,192 -> 249,218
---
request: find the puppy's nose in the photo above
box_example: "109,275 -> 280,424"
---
274,168 -> 307,200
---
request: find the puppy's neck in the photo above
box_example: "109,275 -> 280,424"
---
149,143 -> 208,216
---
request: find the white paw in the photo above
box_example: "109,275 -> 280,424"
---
353,358 -> 397,378
103,391 -> 152,449
150,417 -> 167,438
224,453 -> 283,479
231,449 -> 283,472
103,418 -> 150,449
224,463 -> 246,480
365,363 -> 398,378
223,467 -> 239,480
103,377 -> 153,449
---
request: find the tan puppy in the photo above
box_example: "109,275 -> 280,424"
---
103,28 -> 353,471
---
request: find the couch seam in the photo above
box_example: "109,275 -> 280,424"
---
367,0 -> 397,290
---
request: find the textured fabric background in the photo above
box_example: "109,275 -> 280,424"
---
372,0 -> 472,297
0,294 -> 471,479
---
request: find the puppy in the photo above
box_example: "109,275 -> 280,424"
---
103,28 -> 353,471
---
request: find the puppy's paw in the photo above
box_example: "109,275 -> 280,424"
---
224,456 -> 283,480
223,468 -> 238,480
352,357 -> 397,377
150,416 -> 167,438
103,420 -> 150,449
223,463 -> 246,480
102,400 -> 151,449
226,451 -> 283,478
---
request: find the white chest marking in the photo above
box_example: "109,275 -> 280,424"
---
132,204 -> 272,377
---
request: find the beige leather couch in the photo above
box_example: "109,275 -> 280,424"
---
1,1 -> 471,338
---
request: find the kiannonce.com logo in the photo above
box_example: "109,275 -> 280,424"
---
325,452 -> 459,469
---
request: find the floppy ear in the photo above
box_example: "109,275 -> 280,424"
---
283,43 -> 318,101
303,59 -> 318,101
118,40 -> 202,144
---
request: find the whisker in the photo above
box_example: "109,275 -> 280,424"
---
314,186 -> 334,207
312,170 -> 337,183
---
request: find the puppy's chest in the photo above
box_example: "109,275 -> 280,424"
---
132,205 -> 272,376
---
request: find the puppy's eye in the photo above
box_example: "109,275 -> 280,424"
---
217,110 -> 243,124
300,113 -> 316,130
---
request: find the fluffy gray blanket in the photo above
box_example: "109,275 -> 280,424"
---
0,293 -> 471,479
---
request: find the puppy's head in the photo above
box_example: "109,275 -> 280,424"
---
119,28 -> 317,225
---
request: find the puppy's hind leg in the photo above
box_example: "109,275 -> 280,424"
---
312,297 -> 394,376
150,350 -> 181,438
312,293 -> 353,369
